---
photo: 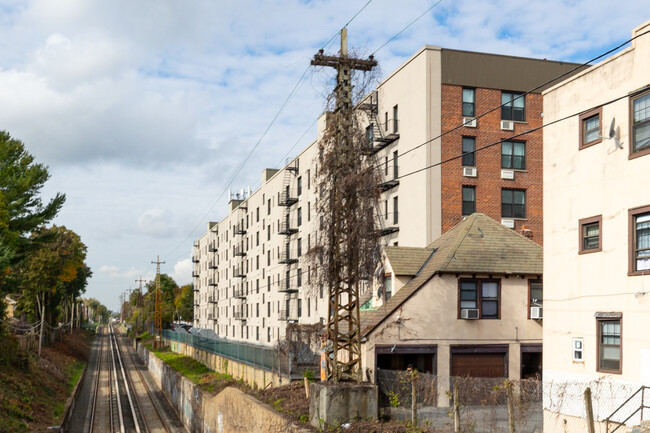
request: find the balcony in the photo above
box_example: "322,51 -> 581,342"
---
278,246 -> 298,264
234,222 -> 247,235
234,287 -> 247,299
192,255 -> 199,263
234,245 -> 247,257
279,219 -> 298,235
208,242 -> 217,253
279,306 -> 297,322
380,212 -> 399,236
192,272 -> 199,278
364,120 -> 400,155
234,310 -> 247,321
279,188 -> 298,207
208,278 -> 217,287
379,165 -> 400,192
209,260 -> 217,269
234,267 -> 246,278
278,277 -> 298,293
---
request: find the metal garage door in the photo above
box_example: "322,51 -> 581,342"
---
451,352 -> 506,378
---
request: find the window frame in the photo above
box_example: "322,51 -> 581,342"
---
462,186 -> 476,216
457,279 -> 501,320
628,205 -> 650,275
462,136 -> 476,167
579,215 -> 602,254
462,87 -> 475,117
527,279 -> 543,319
630,88 -> 650,159
501,91 -> 526,122
596,315 -> 622,374
501,189 -> 526,219
579,106 -> 602,149
501,140 -> 526,170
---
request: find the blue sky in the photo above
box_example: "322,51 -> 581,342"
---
0,0 -> 646,310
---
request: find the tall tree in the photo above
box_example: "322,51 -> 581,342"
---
0,131 -> 65,295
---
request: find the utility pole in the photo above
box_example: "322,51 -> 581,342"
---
151,256 -> 165,348
311,28 -> 377,382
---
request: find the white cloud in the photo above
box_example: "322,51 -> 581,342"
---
171,258 -> 192,287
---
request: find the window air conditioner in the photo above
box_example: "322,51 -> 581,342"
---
463,167 -> 477,177
460,308 -> 479,319
501,120 -> 514,131
463,117 -> 477,128
501,169 -> 515,180
531,306 -> 543,320
501,219 -> 515,229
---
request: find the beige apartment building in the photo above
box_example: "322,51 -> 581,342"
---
193,45 -> 579,349
542,21 -> 650,431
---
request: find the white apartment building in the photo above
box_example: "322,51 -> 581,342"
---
193,45 -> 579,347
542,21 -> 650,431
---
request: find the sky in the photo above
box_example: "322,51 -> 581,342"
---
0,0 -> 646,311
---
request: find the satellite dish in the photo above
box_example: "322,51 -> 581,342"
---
600,117 -> 623,149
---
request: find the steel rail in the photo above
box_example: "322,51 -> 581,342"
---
110,324 -> 144,433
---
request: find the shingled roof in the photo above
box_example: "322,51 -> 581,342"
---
384,246 -> 433,276
361,213 -> 542,337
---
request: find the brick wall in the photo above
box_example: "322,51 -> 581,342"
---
440,84 -> 543,244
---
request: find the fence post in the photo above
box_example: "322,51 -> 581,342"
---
411,371 -> 418,426
453,381 -> 461,433
584,387 -> 596,433
506,380 -> 516,433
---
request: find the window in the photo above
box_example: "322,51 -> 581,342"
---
579,107 -> 602,149
297,238 -> 302,257
458,280 -> 500,319
297,176 -> 302,196
630,206 -> 650,274
393,196 -> 398,224
579,215 -> 602,254
256,231 -> 259,246
297,207 -> 302,226
501,91 -> 525,122
462,88 -> 475,117
297,269 -> 302,287
256,207 -> 260,222
572,338 -> 584,363
385,275 -> 392,300
393,151 -> 398,179
632,91 -> 650,156
393,105 -> 399,133
307,202 -> 311,222
528,280 -> 542,319
462,186 -> 475,216
597,316 -> 621,373
462,137 -> 475,167
307,170 -> 310,189
501,141 -> 526,170
298,299 -> 302,317
267,199 -> 271,215
502,189 -> 526,219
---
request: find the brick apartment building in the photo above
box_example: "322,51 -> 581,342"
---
193,46 -> 581,346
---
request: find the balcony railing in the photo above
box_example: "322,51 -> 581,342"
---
278,246 -> 298,264
234,267 -> 246,278
379,165 -> 400,192
209,260 -> 217,269
233,310 -> 247,321
279,307 -> 297,322
208,278 -> 217,287
208,242 -> 217,252
234,245 -> 246,257
365,119 -> 400,155
192,255 -> 199,263
234,287 -> 247,299
279,219 -> 298,235
192,272 -> 199,278
380,212 -> 399,236
279,189 -> 298,207
278,277 -> 298,293
234,222 -> 246,235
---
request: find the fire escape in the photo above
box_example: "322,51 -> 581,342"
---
232,198 -> 248,323
208,224 -> 218,327
278,158 -> 299,321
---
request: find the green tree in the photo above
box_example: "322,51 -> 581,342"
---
174,284 -> 194,322
0,131 -> 65,295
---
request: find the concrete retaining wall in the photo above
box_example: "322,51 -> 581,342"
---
137,342 -> 308,433
164,338 -> 290,390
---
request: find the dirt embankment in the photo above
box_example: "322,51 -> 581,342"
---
0,329 -> 91,433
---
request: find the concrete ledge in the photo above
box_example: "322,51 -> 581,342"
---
309,382 -> 378,429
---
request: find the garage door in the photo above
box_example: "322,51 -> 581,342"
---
451,352 -> 506,378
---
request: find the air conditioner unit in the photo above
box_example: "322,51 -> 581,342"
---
463,117 -> 477,128
463,167 -> 477,177
531,306 -> 543,320
501,120 -> 514,131
460,308 -> 479,319
501,219 -> 515,229
501,169 -> 515,180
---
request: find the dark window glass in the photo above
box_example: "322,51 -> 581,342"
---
462,137 -> 476,167
633,93 -> 650,153
462,88 -> 475,117
462,186 -> 475,216
501,91 -> 525,122
583,222 -> 600,251
501,141 -> 526,170
502,189 -> 526,218
583,114 -> 600,145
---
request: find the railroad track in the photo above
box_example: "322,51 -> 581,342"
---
89,324 -> 173,433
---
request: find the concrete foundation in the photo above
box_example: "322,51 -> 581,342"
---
309,382 -> 378,429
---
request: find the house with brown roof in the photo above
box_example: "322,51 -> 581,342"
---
361,213 -> 543,406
